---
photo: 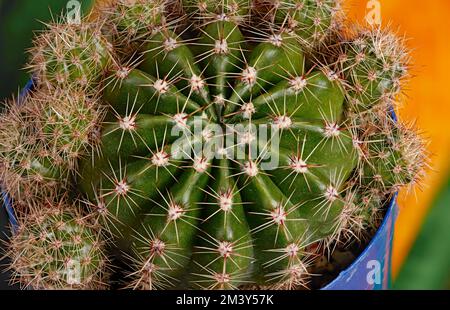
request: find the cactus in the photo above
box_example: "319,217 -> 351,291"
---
182,0 -> 251,23
0,87 -> 105,212
0,98 -> 66,211
28,18 -> 114,90
1,0 -> 426,290
5,198 -> 108,289
252,0 -> 342,49
333,27 -> 410,112
31,89 -> 106,170
334,107 -> 427,243
351,107 -> 426,194
100,0 -> 169,57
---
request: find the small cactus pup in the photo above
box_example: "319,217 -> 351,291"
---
352,107 -> 427,196
252,0 -> 342,49
329,184 -> 385,246
344,187 -> 386,241
332,106 -> 428,244
28,17 -> 114,90
100,0 -> 169,57
0,86 -> 106,212
334,27 -> 410,112
5,198 -> 108,289
30,88 -> 106,171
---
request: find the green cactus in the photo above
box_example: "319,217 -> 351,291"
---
0,86 -> 106,212
0,99 -> 66,211
6,199 -> 108,289
32,89 -> 106,169
1,0 -> 427,290
28,19 -> 114,90
351,107 -> 426,195
335,28 -> 410,112
334,186 -> 385,245
182,0 -> 251,22
100,0 -> 169,57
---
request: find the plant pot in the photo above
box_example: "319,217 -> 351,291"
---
0,80 -> 399,290
322,196 -> 398,290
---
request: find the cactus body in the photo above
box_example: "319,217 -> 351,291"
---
79,3 -> 360,288
6,200 -> 108,289
28,21 -> 114,90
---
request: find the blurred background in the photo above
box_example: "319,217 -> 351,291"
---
0,0 -> 449,289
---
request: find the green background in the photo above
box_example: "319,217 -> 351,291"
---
394,176 -> 450,289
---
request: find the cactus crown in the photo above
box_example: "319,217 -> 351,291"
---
0,0 -> 426,290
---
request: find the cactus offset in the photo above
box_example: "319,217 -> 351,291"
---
0,98 -> 66,210
334,27 -> 410,112
351,107 -> 427,194
5,198 -> 108,289
252,0 -> 342,49
28,19 -> 114,90
1,0 -> 427,290
31,89 -> 106,169
100,0 -> 169,57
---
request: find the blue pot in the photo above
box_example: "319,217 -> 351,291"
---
0,80 -> 399,290
322,196 -> 398,290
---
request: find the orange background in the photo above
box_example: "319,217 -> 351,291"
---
92,0 -> 450,278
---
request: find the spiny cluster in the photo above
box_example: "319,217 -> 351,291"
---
101,0 -> 171,57
351,107 -> 427,194
329,27 -> 410,112
27,19 -> 114,90
5,198 -> 108,289
252,0 -> 342,49
0,88 -> 105,211
0,0 -> 426,290
182,0 -> 251,23
0,99 -> 65,210
31,89 -> 105,168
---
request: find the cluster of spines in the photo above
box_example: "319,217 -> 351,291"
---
251,0 -> 342,49
327,106 -> 428,245
5,198 -> 108,289
0,87 -> 106,212
27,17 -> 114,91
350,107 -> 427,195
99,0 -> 171,58
329,26 -> 410,112
31,89 -> 106,169
0,98 -> 64,210
182,0 -> 252,25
